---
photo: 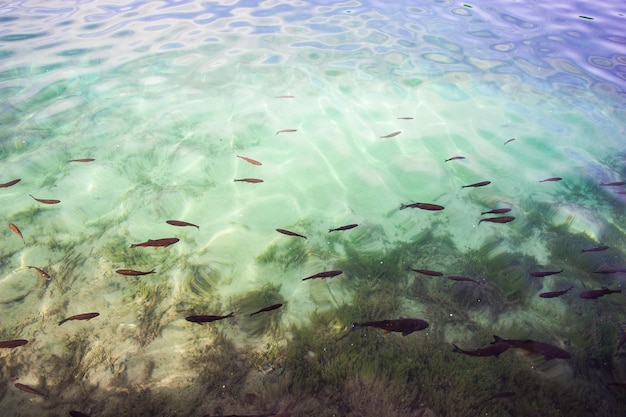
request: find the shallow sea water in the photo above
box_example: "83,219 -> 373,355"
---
1,1 -> 626,416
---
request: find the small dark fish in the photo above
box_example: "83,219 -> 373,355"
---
579,288 -> 621,299
486,391 -> 516,401
0,178 -> 21,188
29,194 -> 60,204
115,269 -> 156,276
276,228 -> 307,239
302,270 -> 343,281
9,223 -> 25,243
185,312 -> 234,324
400,202 -> 444,211
276,129 -> 297,134
452,341 -> 510,357
166,219 -> 199,229
234,178 -> 264,183
352,318 -> 429,336
462,181 -> 491,188
380,131 -> 401,138
478,216 -> 515,225
59,312 -> 100,326
581,245 -> 609,253
539,177 -> 562,183
492,335 -> 571,360
444,156 -> 466,162
593,268 -> 626,274
15,383 -> 47,397
329,223 -> 358,232
130,238 -> 179,248
69,158 -> 95,163
409,268 -> 443,277
448,275 -> 480,284
236,155 -> 262,166
69,411 -> 92,417
539,287 -> 573,298
0,339 -> 28,349
27,265 -> 51,280
397,117 -> 414,120
249,303 -> 283,316
504,138 -> 516,145
600,181 -> 626,186
481,208 -> 511,215
275,95 -> 294,98
530,269 -> 563,278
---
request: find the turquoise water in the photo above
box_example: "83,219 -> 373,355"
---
1,1 -> 625,416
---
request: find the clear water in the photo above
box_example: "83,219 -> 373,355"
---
1,1 -> 625,416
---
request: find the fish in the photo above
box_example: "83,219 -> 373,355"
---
352,318 -> 429,336
29,194 -> 60,204
0,339 -> 28,349
452,341 -> 510,357
380,131 -> 401,138
69,158 -> 95,163
581,245 -> 609,253
492,335 -> 571,360
504,138 -> 516,145
397,117 -> 414,120
276,228 -> 307,239
236,155 -> 263,166
329,223 -> 358,232
478,216 -> 515,225
481,208 -> 511,215
185,312 -> 234,324
166,220 -> 200,229
444,156 -> 466,162
275,95 -> 294,98
69,411 -> 92,417
448,275 -> 480,284
600,181 -> 626,186
539,177 -> 562,182
0,178 -> 21,188
486,391 -> 516,401
579,288 -> 621,299
58,312 -> 100,326
276,129 -> 297,134
14,383 -> 47,397
249,303 -> 283,316
130,238 -> 179,248
27,266 -> 51,280
539,287 -> 573,298
115,269 -> 156,276
9,223 -> 25,243
302,270 -> 343,281
593,268 -> 626,274
529,269 -> 563,277
234,178 -> 264,183
409,268 -> 443,277
400,202 -> 445,211
461,181 -> 491,188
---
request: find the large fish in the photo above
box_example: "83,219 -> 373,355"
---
15,383 -> 47,397
539,287 -> 573,298
579,288 -> 621,299
329,223 -> 358,232
276,228 -> 307,239
380,131 -> 401,138
409,268 -> 443,277
130,238 -> 179,248
276,129 -> 297,134
27,265 -> 51,280
452,341 -> 510,357
0,178 -> 21,188
58,312 -> 100,326
400,202 -> 444,211
481,208 -> 511,215
600,181 -> 625,186
448,275 -> 480,284
581,245 -> 609,253
0,339 -> 28,349
444,156 -> 465,162
352,318 -> 429,336
234,178 -> 264,183
492,335 -> 571,360
529,269 -> 563,277
166,220 -> 199,229
478,216 -> 515,225
29,194 -> 60,204
462,181 -> 491,188
249,303 -> 283,316
115,269 -> 156,276
9,223 -> 24,243
302,270 -> 343,281
539,177 -> 562,183
186,312 -> 234,324
69,158 -> 95,163
236,155 -> 262,166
